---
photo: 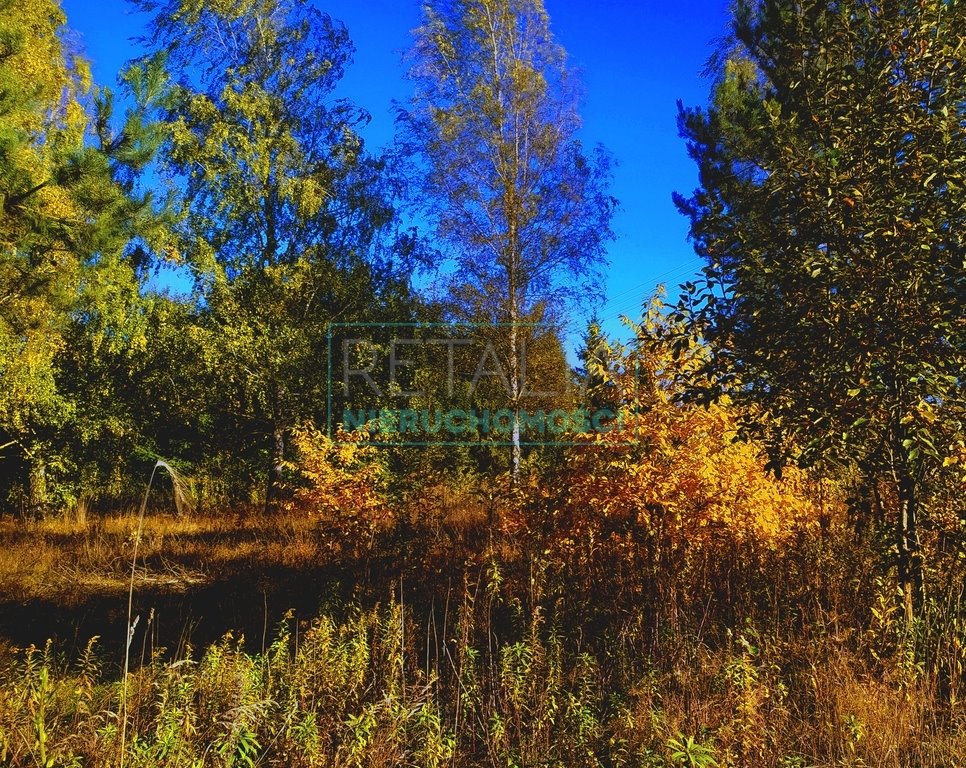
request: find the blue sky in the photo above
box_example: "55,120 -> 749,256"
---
63,0 -> 730,341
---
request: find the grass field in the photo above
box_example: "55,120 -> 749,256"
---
0,486 -> 965,767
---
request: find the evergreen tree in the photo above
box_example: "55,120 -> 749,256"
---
0,0 -> 167,511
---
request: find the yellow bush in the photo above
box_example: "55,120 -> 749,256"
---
284,425 -> 393,545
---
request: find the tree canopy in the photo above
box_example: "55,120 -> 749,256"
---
673,0 -> 966,617
0,0 -> 166,510
135,0 -> 419,509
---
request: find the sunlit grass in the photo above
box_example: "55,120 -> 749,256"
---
0,578 -> 965,767
0,467 -> 964,766
0,508 -> 328,602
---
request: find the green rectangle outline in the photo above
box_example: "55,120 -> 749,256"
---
327,322 -> 639,446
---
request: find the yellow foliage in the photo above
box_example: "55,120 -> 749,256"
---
526,302 -> 840,561
942,439 -> 966,483
284,424 -> 393,539
566,399 -> 824,547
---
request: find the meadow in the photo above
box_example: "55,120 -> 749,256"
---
0,462 -> 965,767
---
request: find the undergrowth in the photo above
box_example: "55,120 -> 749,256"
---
0,553 -> 965,768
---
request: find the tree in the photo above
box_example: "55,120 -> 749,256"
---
137,0 -> 417,511
0,0 -> 166,512
399,0 -> 617,474
574,316 -> 621,416
673,0 -> 966,620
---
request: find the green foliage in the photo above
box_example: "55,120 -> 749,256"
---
0,0 -> 92,511
667,733 -> 719,768
0,0 -> 170,513
133,0 -> 419,510
673,0 -> 966,617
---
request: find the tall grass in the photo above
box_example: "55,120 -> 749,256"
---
1,564 -> 965,767
1,465 -> 965,766
121,460 -> 191,767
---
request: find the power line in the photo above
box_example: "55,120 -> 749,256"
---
595,257 -> 704,313
595,260 -> 706,325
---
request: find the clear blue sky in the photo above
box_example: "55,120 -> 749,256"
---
63,0 -> 730,342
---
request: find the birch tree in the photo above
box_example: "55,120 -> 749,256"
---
400,0 -> 616,474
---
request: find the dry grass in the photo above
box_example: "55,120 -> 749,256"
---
0,480 -> 964,766
1,576 -> 964,767
0,508 -> 326,602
